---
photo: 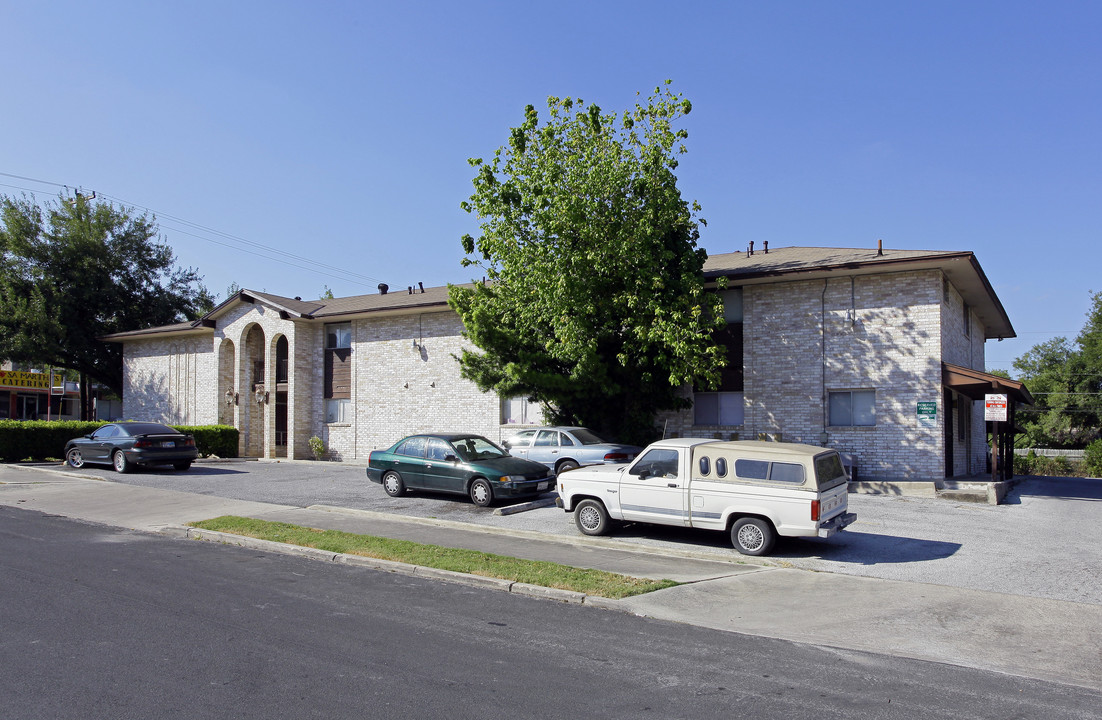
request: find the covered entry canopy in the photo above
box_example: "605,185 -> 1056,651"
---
942,362 -> 1033,481
942,363 -> 1034,406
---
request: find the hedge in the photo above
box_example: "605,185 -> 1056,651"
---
0,420 -> 239,462
1014,446 -> 1102,479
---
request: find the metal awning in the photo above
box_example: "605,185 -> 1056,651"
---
942,363 -> 1034,406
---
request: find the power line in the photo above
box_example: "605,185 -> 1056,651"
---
1,171 -> 390,290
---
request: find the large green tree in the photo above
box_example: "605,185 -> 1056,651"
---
448,82 -> 726,444
1013,290 -> 1102,447
0,193 -> 214,418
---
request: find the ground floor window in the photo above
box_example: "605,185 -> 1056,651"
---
694,391 -> 744,426
502,396 -> 543,425
829,390 -> 876,426
325,398 -> 351,424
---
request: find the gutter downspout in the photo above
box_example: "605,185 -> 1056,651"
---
822,279 -> 829,442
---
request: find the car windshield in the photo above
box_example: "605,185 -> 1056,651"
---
450,436 -> 508,461
571,429 -> 607,445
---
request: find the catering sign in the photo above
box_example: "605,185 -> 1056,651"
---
0,371 -> 51,390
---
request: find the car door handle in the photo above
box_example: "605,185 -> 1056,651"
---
667,483 -> 679,488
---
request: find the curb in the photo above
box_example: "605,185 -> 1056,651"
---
168,524 -> 614,607
308,503 -> 773,569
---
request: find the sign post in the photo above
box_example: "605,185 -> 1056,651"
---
985,394 -> 1008,482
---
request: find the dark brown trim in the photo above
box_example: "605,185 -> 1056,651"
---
942,362 -> 1034,405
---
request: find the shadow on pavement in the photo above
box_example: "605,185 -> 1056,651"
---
1009,476 -> 1102,502
776,531 -> 962,565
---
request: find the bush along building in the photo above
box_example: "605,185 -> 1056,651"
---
103,244 -> 1031,486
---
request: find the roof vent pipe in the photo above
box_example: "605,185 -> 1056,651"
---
763,240 -> 769,254
877,238 -> 883,256
408,286 -> 413,294
378,283 -> 389,295
418,281 -> 424,293
748,240 -> 755,257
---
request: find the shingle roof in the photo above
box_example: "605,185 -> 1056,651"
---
703,245 -> 967,279
103,245 -> 1015,341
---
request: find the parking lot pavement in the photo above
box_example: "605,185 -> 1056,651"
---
31,460 -> 1102,606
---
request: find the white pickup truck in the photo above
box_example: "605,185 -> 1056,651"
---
555,437 -> 857,556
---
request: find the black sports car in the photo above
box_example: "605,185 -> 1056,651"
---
65,422 -> 199,473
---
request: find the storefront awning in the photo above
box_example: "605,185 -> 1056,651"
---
942,363 -> 1034,406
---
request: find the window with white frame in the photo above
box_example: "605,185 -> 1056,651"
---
324,322 -> 352,414
828,390 -> 876,426
325,398 -> 351,424
326,322 -> 352,349
502,396 -> 544,425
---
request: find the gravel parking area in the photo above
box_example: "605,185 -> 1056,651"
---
52,460 -> 1102,606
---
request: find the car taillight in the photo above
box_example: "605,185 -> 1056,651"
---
134,439 -> 153,448
811,499 -> 820,522
183,437 -> 195,447
604,452 -> 629,461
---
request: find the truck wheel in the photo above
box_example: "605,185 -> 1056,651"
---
574,499 -> 611,536
731,517 -> 775,556
556,459 -> 579,475
469,478 -> 493,507
382,471 -> 405,497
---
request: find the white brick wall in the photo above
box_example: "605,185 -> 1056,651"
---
120,273 -> 992,478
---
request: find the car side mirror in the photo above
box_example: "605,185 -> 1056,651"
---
444,454 -> 459,463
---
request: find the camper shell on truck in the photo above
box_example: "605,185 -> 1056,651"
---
555,438 -> 856,556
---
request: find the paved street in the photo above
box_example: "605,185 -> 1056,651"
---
41,459 -> 1102,606
4,509 -> 1099,720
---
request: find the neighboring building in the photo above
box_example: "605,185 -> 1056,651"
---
103,245 -> 1031,484
0,362 -> 82,420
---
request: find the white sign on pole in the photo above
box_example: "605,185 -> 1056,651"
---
985,394 -> 1008,422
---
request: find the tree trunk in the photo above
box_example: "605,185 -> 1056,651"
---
80,371 -> 90,421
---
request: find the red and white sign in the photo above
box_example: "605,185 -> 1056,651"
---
985,394 -> 1008,422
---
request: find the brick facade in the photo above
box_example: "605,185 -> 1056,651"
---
115,248 -> 1012,482
658,269 -> 987,483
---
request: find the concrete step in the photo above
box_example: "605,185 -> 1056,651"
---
937,487 -> 990,503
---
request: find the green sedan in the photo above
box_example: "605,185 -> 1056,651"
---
366,433 -> 555,507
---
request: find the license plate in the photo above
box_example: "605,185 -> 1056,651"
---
161,441 -> 175,448
537,481 -> 548,491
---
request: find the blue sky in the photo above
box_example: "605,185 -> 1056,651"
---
2,1 -> 1099,375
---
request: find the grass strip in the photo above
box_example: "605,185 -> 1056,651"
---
189,516 -> 679,599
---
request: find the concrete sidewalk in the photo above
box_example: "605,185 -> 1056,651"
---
2,464 -> 1100,692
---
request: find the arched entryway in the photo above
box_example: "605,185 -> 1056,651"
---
272,334 -> 289,458
242,324 -> 266,457
218,339 -> 236,426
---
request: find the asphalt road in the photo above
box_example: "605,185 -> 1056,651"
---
49,460 -> 1102,606
4,509 -> 1099,720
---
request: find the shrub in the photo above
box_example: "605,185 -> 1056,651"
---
0,420 -> 238,462
1085,440 -> 1102,479
309,435 -> 325,461
173,425 -> 239,458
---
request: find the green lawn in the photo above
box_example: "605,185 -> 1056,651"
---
189,516 -> 679,599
